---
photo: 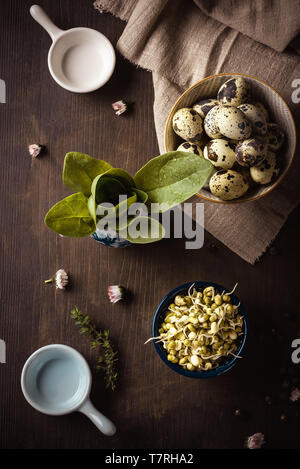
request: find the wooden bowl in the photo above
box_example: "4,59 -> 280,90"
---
164,73 -> 296,204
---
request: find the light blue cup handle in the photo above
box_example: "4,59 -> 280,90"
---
79,399 -> 116,436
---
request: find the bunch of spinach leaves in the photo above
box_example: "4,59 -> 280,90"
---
44,151 -> 213,243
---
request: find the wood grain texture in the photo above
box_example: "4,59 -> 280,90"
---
0,0 -> 300,449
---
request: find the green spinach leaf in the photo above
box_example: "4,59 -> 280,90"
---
63,152 -> 112,196
93,176 -> 128,205
96,193 -> 138,221
90,170 -> 138,222
45,192 -> 96,237
118,216 -> 165,244
99,168 -> 136,191
132,188 -> 148,204
134,151 -> 213,212
88,194 -> 97,223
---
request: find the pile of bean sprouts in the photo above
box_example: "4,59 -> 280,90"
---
145,283 -> 244,372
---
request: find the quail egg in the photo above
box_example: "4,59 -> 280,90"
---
209,169 -> 249,200
265,123 -> 285,151
250,151 -> 280,184
252,101 -> 269,122
235,137 -> 268,167
177,142 -> 203,157
193,99 -> 218,119
172,108 -> 204,144
217,77 -> 250,107
215,106 -> 252,140
204,105 -> 222,139
238,103 -> 267,136
203,139 -> 236,169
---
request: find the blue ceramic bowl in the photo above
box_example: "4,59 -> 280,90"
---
91,228 -> 132,248
152,281 -> 248,378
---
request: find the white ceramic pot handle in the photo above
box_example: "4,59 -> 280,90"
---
79,399 -> 116,436
30,5 -> 64,41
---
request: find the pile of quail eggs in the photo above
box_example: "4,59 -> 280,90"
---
172,77 -> 285,201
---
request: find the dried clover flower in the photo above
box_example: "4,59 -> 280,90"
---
45,269 -> 68,290
246,433 -> 265,449
112,100 -> 128,116
28,144 -> 43,158
108,285 -> 125,304
290,387 -> 300,402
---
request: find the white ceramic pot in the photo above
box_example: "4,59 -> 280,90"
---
21,344 -> 116,436
30,5 -> 116,93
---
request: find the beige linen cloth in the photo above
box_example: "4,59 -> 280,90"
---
94,0 -> 300,264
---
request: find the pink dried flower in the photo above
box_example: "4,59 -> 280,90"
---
108,285 -> 125,304
28,143 -> 43,158
290,387 -> 300,402
246,432 -> 265,449
112,100 -> 128,116
45,269 -> 68,290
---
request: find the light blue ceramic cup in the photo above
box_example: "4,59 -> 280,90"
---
21,344 -> 116,436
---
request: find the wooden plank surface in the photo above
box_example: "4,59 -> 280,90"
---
0,0 -> 300,449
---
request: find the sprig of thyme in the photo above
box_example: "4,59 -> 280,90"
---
71,307 -> 118,391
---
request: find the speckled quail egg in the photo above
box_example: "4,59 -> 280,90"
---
250,151 -> 280,184
265,123 -> 285,151
217,77 -> 250,107
177,142 -> 203,157
204,105 -> 222,139
215,106 -> 252,140
193,99 -> 218,119
172,108 -> 204,144
235,137 -> 268,167
203,139 -> 236,169
238,103 -> 267,136
252,101 -> 269,122
209,169 -> 249,200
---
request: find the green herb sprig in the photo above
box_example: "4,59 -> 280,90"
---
71,307 -> 118,391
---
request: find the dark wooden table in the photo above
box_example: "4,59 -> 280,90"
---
1,0 -> 300,450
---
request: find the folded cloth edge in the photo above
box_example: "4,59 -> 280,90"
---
93,0 -> 300,265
